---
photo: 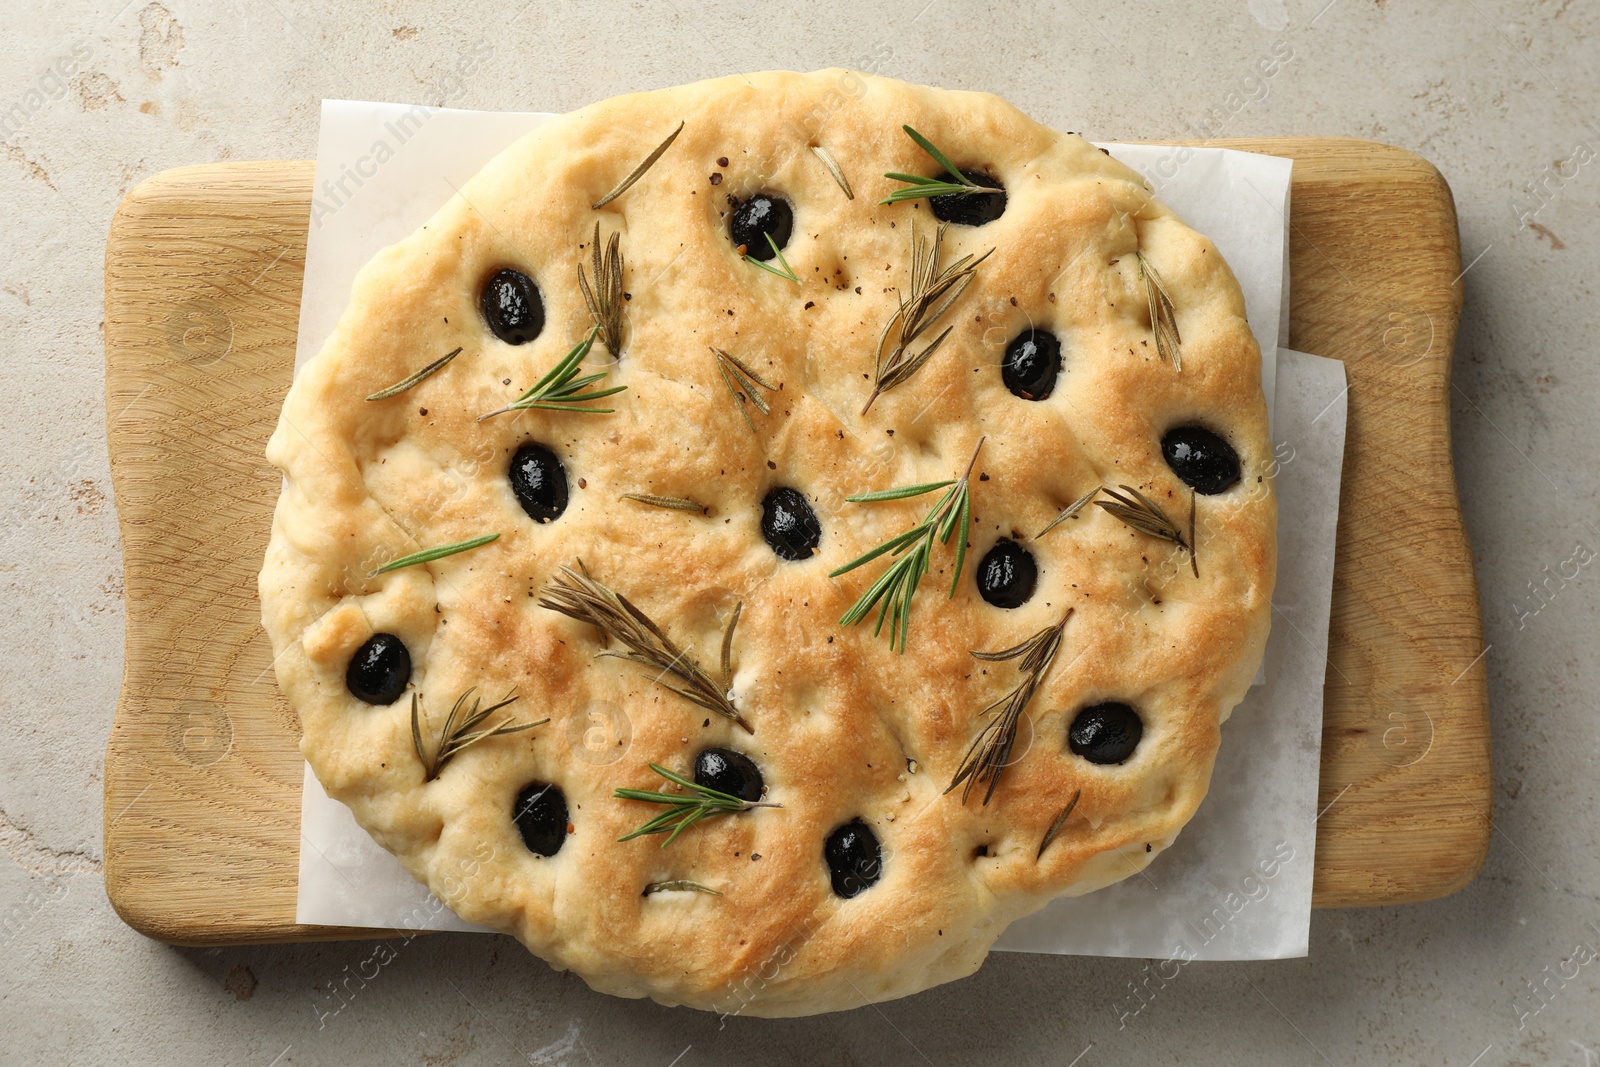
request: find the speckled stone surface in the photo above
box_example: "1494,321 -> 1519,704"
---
3,2 -> 1597,1063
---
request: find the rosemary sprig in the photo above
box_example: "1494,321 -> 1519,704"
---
643,879 -> 722,896
410,687 -> 546,782
578,222 -> 624,355
616,763 -> 780,846
1035,487 -> 1101,540
863,222 -> 992,414
369,533 -> 500,577
811,145 -> 854,200
477,326 -> 626,421
622,493 -> 708,514
1138,251 -> 1183,370
592,120 -> 684,209
829,439 -> 983,653
881,125 -> 1006,204
744,232 -> 800,283
538,565 -> 753,733
947,608 -> 1074,805
712,347 -> 777,432
1037,789 -> 1083,860
365,347 -> 462,401
1096,484 -> 1198,577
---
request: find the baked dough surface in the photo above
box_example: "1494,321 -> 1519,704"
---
260,70 -> 1275,1016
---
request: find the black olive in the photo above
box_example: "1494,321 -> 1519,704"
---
760,487 -> 821,561
509,443 -> 569,523
480,268 -> 544,346
823,819 -> 882,899
346,633 -> 410,705
729,195 -> 793,260
930,169 -> 1006,227
512,782 -> 568,857
1002,329 -> 1062,400
694,748 -> 764,802
1068,703 -> 1144,765
1161,426 -> 1241,495
976,539 -> 1037,609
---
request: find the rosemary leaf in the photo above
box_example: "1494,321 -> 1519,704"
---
1037,789 -> 1082,860
578,222 -> 625,355
844,479 -> 953,504
1096,484 -> 1197,576
365,347 -> 462,401
948,608 -> 1074,805
744,232 -> 800,283
622,493 -> 708,514
719,601 -> 741,689
592,120 -> 684,209
539,565 -> 753,733
903,124 -> 969,184
477,326 -> 626,421
881,179 -> 1001,204
830,439 -> 983,653
880,126 -> 1005,204
369,533 -> 499,577
617,763 -> 780,846
713,347 -> 777,432
811,145 -> 854,200
1035,487 -> 1102,540
411,687 -> 545,782
949,473 -> 972,597
870,325 -> 952,404
829,523 -> 931,577
1138,251 -> 1183,371
863,222 -> 992,414
643,880 -> 722,896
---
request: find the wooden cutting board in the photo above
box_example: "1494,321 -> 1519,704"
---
102,139 -> 1491,945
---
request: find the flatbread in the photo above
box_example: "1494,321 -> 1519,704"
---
260,69 -> 1275,1017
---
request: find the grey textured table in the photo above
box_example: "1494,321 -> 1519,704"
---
4,2 -> 1596,1063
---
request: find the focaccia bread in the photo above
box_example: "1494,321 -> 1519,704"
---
260,69 -> 1275,1017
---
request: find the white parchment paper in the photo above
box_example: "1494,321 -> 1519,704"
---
293,100 -> 1336,962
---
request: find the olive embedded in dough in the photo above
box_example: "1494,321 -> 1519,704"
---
1001,329 -> 1062,400
930,169 -> 1006,226
1161,426 -> 1242,495
729,194 -> 793,259
694,747 -> 765,802
1068,703 -> 1144,765
976,538 -> 1038,609
480,268 -> 545,346
760,486 -> 821,560
509,443 -> 570,524
823,818 -> 882,898
513,782 -> 568,857
346,632 -> 411,705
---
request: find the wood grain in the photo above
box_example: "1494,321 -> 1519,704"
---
102,141 -> 1490,944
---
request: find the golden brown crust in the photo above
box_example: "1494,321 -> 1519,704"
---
259,69 -> 1275,1016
